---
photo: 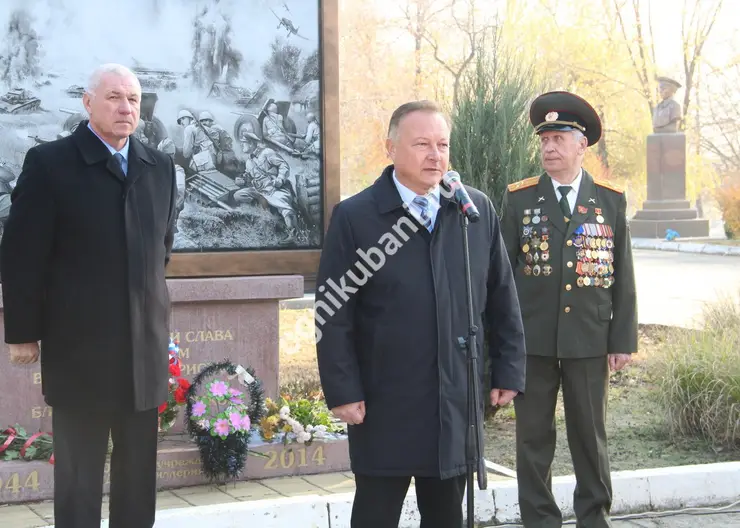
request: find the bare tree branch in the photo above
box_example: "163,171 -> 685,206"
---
647,0 -> 658,67
681,0 -> 723,125
420,0 -> 491,106
398,0 -> 450,98
612,0 -> 654,114
562,63 -> 647,96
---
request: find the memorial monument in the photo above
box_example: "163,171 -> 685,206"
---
0,0 -> 345,504
629,76 -> 709,238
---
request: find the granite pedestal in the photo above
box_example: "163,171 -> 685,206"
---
0,275 -> 350,504
630,133 -> 709,238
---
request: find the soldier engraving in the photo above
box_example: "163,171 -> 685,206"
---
297,112 -> 320,158
234,129 -> 298,243
157,138 -> 186,232
0,164 -> 17,240
182,111 -> 220,171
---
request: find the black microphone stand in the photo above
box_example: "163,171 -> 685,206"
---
454,205 -> 487,528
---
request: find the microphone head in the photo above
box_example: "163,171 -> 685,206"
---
443,170 -> 461,184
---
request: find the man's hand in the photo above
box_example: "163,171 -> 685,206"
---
490,389 -> 518,407
609,353 -> 631,372
331,401 -> 366,425
9,343 -> 40,365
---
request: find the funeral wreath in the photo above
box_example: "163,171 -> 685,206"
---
184,359 -> 266,482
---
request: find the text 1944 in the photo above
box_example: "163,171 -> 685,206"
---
0,471 -> 40,495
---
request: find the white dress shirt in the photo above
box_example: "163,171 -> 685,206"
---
87,123 -> 130,175
550,168 -> 583,214
392,170 -> 441,228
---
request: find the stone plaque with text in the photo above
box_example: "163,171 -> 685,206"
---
0,435 -> 349,504
0,277 -> 299,436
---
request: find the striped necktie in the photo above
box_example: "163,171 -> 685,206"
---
413,195 -> 433,231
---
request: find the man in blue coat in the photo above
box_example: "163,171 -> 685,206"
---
315,100 -> 527,527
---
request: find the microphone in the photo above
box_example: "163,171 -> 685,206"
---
442,171 -> 480,223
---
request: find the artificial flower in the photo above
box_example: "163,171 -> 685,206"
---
192,400 -> 207,417
229,412 -> 242,430
210,381 -> 228,397
169,362 -> 181,377
214,418 -> 230,436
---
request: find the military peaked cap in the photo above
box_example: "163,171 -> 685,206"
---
529,91 -> 602,147
656,76 -> 681,89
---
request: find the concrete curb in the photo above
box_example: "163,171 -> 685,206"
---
48,462 -> 738,527
632,238 -> 740,256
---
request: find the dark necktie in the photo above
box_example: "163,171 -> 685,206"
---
114,152 -> 126,176
558,186 -> 572,219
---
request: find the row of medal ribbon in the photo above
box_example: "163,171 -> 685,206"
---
573,224 -> 615,289
522,262 -> 614,288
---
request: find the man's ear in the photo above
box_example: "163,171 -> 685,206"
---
82,93 -> 93,115
385,138 -> 395,160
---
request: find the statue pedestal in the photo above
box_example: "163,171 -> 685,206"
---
629,133 -> 709,238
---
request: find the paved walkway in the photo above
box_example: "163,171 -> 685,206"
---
0,472 -> 358,527
0,471 -> 514,527
610,512 -> 740,527
497,512 -> 740,527
633,248 -> 740,328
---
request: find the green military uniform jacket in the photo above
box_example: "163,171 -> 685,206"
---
500,170 -> 638,358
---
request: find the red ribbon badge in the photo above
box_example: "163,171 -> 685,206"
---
0,427 -> 17,454
577,205 -> 588,214
0,428 -> 54,464
21,432 -> 54,464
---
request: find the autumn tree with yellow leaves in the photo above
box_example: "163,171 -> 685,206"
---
337,0 -> 733,224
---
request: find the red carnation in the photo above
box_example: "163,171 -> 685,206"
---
177,378 -> 191,390
169,363 -> 181,377
174,387 -> 187,404
158,402 -> 167,413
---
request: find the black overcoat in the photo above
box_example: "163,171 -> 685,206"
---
0,122 -> 177,412
315,165 -> 526,479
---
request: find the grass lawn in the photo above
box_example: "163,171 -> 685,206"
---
278,310 -> 738,475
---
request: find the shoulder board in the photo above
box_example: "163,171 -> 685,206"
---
593,178 -> 624,194
507,176 -> 539,193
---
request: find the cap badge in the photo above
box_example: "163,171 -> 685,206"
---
545,111 -> 559,122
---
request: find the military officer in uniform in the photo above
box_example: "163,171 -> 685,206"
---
500,91 -> 638,528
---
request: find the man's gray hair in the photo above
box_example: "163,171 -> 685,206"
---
571,129 -> 586,143
387,100 -> 450,141
86,63 -> 139,96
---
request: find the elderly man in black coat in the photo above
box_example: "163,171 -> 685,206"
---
0,63 -> 177,528
315,100 -> 527,528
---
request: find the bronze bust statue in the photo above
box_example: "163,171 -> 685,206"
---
652,76 -> 682,133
